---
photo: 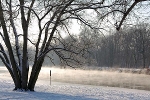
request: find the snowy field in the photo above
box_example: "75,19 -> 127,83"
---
1,67 -> 150,100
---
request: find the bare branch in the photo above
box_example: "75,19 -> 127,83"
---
0,32 -> 5,42
117,0 -> 148,30
9,0 -> 22,68
17,34 -> 36,46
46,55 -> 55,66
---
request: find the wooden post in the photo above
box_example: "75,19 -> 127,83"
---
50,70 -> 51,85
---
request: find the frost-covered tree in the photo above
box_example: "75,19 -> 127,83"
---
0,0 -> 148,91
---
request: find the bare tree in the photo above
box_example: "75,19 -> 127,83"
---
0,0 -> 148,91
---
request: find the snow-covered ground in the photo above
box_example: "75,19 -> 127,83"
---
0,67 -> 150,100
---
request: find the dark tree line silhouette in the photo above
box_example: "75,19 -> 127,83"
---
86,24 -> 150,68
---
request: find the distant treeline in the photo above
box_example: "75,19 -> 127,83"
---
88,24 -> 150,68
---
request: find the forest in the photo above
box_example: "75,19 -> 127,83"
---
88,23 -> 150,68
39,23 -> 150,69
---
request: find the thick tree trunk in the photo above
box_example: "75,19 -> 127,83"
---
21,63 -> 29,90
28,58 -> 44,91
19,0 -> 29,90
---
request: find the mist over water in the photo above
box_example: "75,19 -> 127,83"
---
38,67 -> 150,90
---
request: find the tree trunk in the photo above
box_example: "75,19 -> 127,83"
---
19,0 -> 29,90
28,58 -> 44,91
